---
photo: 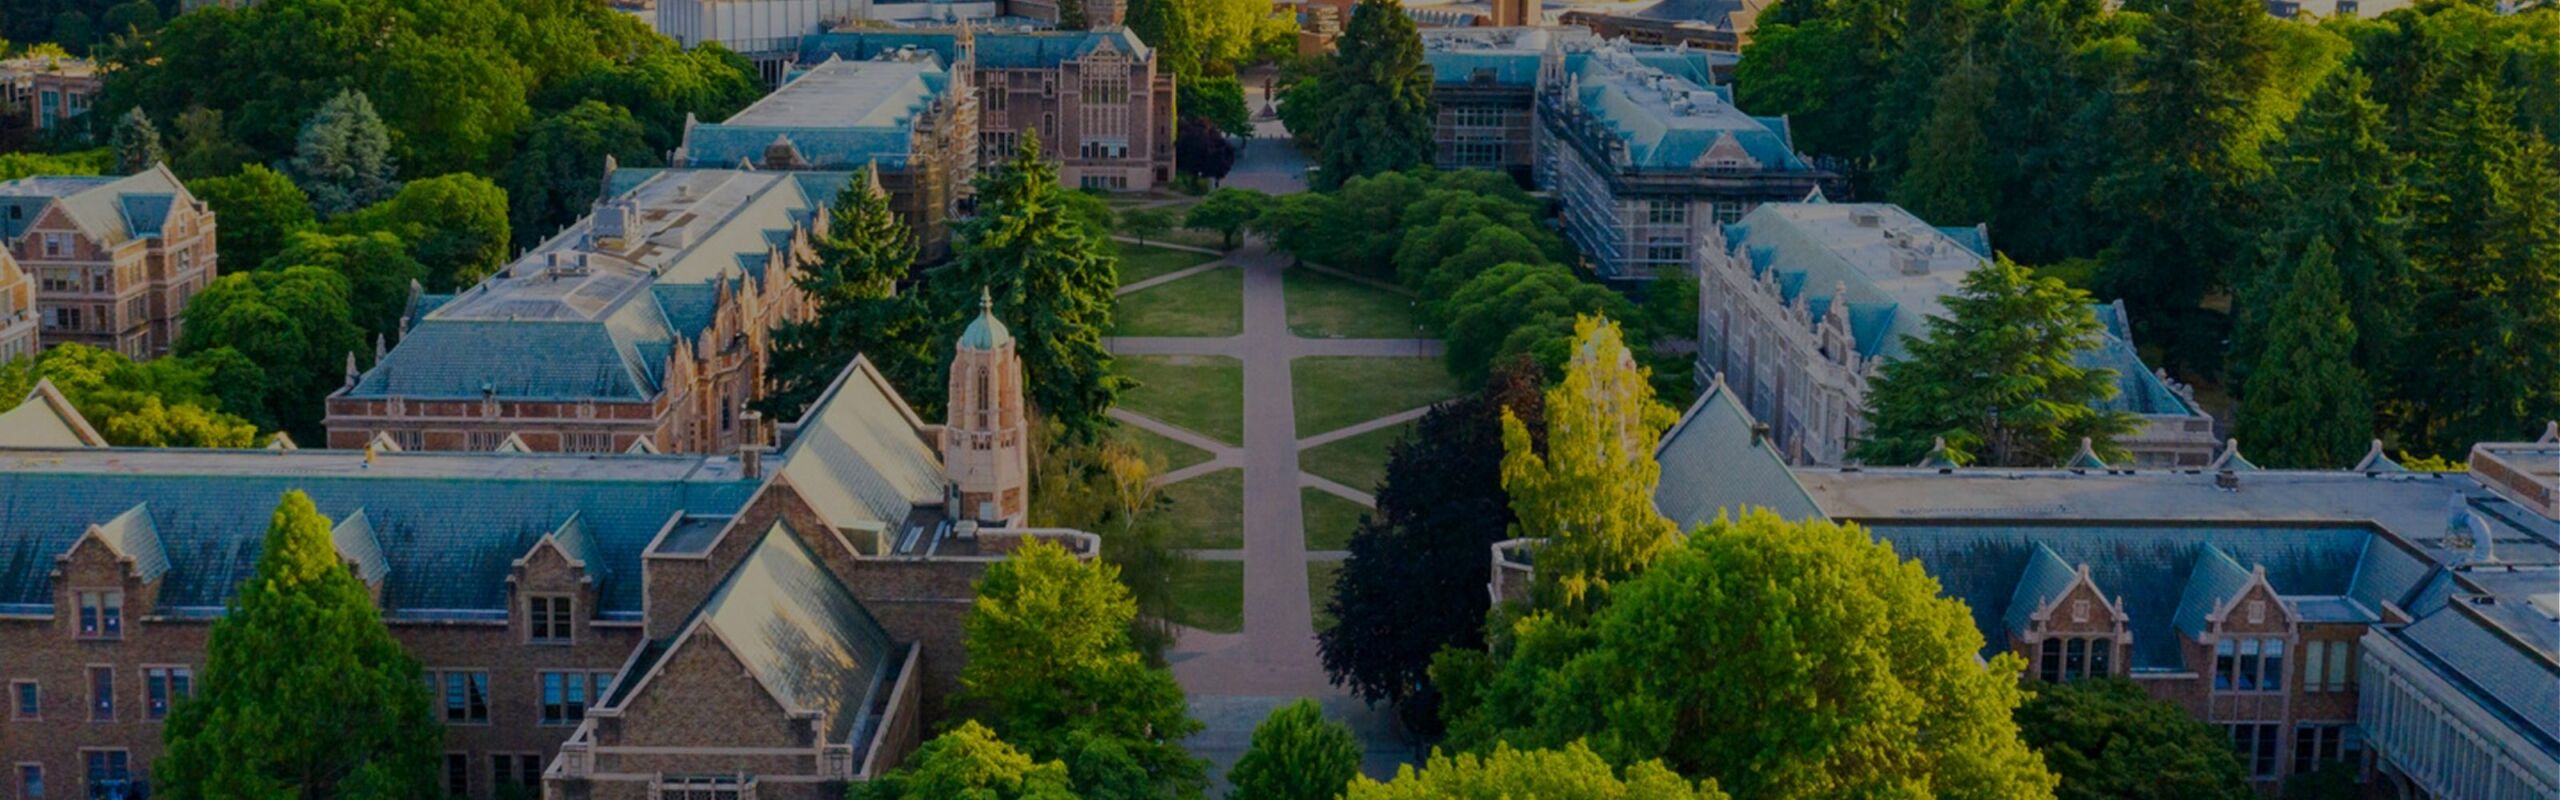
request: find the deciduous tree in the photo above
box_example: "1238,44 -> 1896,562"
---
185,164 -> 315,274
1313,0 -> 1432,189
1439,511 -> 2057,799
0,343 -> 260,447
504,100 -> 658,249
331,172 -> 513,290
1347,743 -> 1725,800
1441,264 -> 1638,386
1183,187 -> 1269,249
1497,315 -> 1677,610
1852,256 -> 2136,467
156,491 -> 442,797
266,230 -> 427,342
856,721 -> 1081,800
1225,699 -> 1361,800
1118,207 -> 1176,246
2016,678 -> 2249,800
1174,116 -> 1237,182
176,266 -> 366,443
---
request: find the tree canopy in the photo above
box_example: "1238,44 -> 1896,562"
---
1309,0 -> 1432,188
856,721 -> 1081,800
328,172 -> 512,290
2015,678 -> 2250,800
503,99 -> 660,249
1183,187 -> 1269,250
155,491 -> 442,797
1224,699 -> 1362,800
761,165 -> 935,422
109,106 -> 162,174
185,164 -> 315,274
0,343 -> 260,447
1347,743 -> 1727,800
283,90 -> 400,217
1438,511 -> 2058,799
175,266 -> 366,444
1497,315 -> 1678,610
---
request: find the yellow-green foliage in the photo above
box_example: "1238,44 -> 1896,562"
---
1347,742 -> 1725,800
1499,315 -> 1678,610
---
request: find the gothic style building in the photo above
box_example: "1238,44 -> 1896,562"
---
2,306 -> 1079,800
0,53 -> 100,135
1691,202 -> 2218,468
0,247 -> 33,363
324,168 -> 828,455
0,165 -> 219,360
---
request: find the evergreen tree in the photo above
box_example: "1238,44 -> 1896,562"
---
1853,256 -> 2138,467
156,491 -> 442,798
923,132 -> 1126,436
109,107 -> 163,174
1499,315 -> 1679,611
1319,359 -> 1541,730
1314,0 -> 1433,189
1895,56 -> 2000,226
956,540 -> 1207,799
2016,678 -> 2251,800
1437,511 -> 2057,799
2426,131 -> 2560,452
285,90 -> 399,217
2236,69 -> 2411,413
1225,699 -> 1362,800
856,721 -> 1080,800
2234,239 -> 2371,469
761,164 -> 937,421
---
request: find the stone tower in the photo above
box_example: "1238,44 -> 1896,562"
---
944,288 -> 1030,526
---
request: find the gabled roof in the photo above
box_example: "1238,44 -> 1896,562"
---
80,503 -> 170,583
776,355 -> 947,532
680,58 -> 951,171
631,522 -> 900,743
2389,598 -> 2560,751
0,378 -> 106,448
1652,377 -> 1823,526
2002,542 -> 2081,636
331,509 -> 390,586
0,163 -> 192,244
1559,48 -> 1810,172
2172,544 -> 2258,638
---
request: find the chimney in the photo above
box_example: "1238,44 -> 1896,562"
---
1749,422 -> 1771,447
739,410 -> 768,480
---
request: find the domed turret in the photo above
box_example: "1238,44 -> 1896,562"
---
959,288 -> 1012,352
944,286 -> 1027,525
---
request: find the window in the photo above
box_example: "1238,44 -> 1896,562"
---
2214,638 -> 2285,693
493,754 -> 542,791
431,671 -> 490,724
144,668 -> 190,720
973,368 -> 992,429
1646,200 -> 1688,226
2301,639 -> 2357,693
82,751 -> 128,800
2292,724 -> 2359,777
76,591 -> 121,639
12,681 -> 35,720
541,671 -> 606,725
88,668 -> 111,722
2035,637 -> 2114,682
392,429 -> 425,451
528,595 -> 573,643
17,764 -> 41,799
443,754 -> 469,798
660,777 -> 747,800
564,431 -> 611,453
1714,202 -> 1747,225
1644,238 -> 1686,265
2223,723 -> 2280,779
42,234 -> 66,259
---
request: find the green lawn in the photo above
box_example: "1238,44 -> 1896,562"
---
1301,488 -> 1371,552
1117,354 -> 1244,446
1298,421 -> 1410,494
1284,268 -> 1421,339
1124,425 -> 1215,474
1290,357 -> 1464,439
1169,559 -> 1244,634
1115,267 -> 1243,338
1116,242 -> 1219,285
1310,560 -> 1343,634
1160,469 -> 1243,550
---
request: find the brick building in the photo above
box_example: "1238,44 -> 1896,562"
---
1691,202 -> 2217,468
0,165 -> 219,360
0,247 -> 34,363
1563,381 -> 2560,795
1,303 -> 1093,800
673,53 -> 978,261
797,28 -> 1176,195
1556,0 -> 1770,53
0,54 -> 100,135
323,168 -> 833,455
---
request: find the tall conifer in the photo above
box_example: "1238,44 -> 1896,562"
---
1315,0 -> 1433,189
2235,239 -> 2372,468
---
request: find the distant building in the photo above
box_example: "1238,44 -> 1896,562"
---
324,168 -> 832,454
0,247 -> 33,362
1419,28 -> 1580,181
1557,0 -> 1769,52
1536,42 -> 1832,281
0,165 -> 219,360
1692,202 -> 2216,468
2264,0 -> 2413,18
799,28 -> 1175,192
0,53 -> 100,134
675,52 -> 979,260
1491,384 -> 2560,794
652,0 -> 1005,80
1,307 -> 1085,800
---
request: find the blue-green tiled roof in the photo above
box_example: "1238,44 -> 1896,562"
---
1427,51 -> 1541,86
1562,55 -> 1811,172
2393,603 -> 2560,749
1653,380 -> 1825,526
2002,543 -> 2079,636
0,467 -> 757,615
1869,523 -> 2371,670
796,29 -> 1151,71
2171,544 -> 2256,639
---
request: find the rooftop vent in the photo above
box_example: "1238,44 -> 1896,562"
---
1896,243 -> 1928,276
1850,208 -> 1883,228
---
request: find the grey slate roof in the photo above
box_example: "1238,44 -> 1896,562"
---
0,164 -> 192,245
679,57 -> 953,171
795,28 -> 1152,71
776,356 -> 947,532
2171,544 -> 2255,638
1653,378 -> 1824,526
329,509 -> 390,586
682,522 -> 900,742
2002,542 -> 2078,636
88,503 -> 171,584
0,450 -> 758,616
2391,600 -> 2560,751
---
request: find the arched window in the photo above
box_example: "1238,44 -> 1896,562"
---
973,368 -> 992,429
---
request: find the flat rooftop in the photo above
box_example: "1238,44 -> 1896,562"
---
0,446 -> 752,483
724,57 -> 944,130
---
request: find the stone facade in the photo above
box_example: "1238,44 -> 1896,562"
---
0,54 -> 99,135
0,248 -> 34,363
0,165 -> 218,360
324,169 -> 823,454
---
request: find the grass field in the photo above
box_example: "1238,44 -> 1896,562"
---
1290,357 -> 1464,439
1117,354 -> 1245,446
1309,560 -> 1343,634
1124,425 -> 1215,474
1301,488 -> 1371,552
1284,267 -> 1420,339
1169,559 -> 1244,634
1114,267 -> 1242,337
1160,469 -> 1243,550
1297,421 -> 1410,494
1116,242 -> 1219,286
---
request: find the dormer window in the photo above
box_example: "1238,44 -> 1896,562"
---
527,595 -> 573,644
76,591 -> 121,639
2212,638 -> 2285,692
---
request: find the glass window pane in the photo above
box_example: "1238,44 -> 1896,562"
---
2263,640 -> 2285,691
